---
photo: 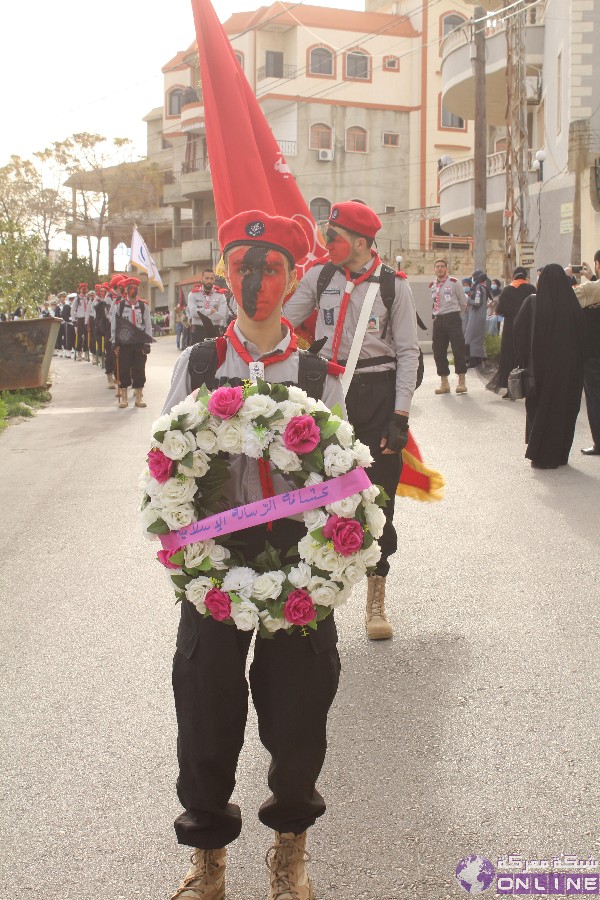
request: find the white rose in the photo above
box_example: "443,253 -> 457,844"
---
140,504 -> 160,531
222,566 -> 255,600
170,394 -> 208,430
216,420 -> 244,454
151,413 -> 174,436
352,440 -> 374,468
230,599 -> 260,631
313,543 -> 345,578
185,576 -> 214,614
305,472 -> 324,486
359,542 -> 382,569
341,558 -> 367,586
364,502 -> 386,539
288,561 -> 312,588
194,427 -> 218,454
239,394 -> 279,421
269,437 -> 302,473
184,540 -> 211,569
158,476 -> 197,507
335,419 -> 354,449
314,399 -> 331,413
287,386 -> 309,406
297,534 -> 319,566
252,571 -> 286,603
207,542 -> 231,570
326,493 -> 361,518
362,484 -> 380,503
331,583 -> 352,608
259,610 -> 291,633
161,429 -> 197,461
161,504 -> 196,530
303,508 -> 328,532
241,424 -> 273,459
324,445 -> 354,477
145,476 -> 163,499
138,467 -> 151,495
276,400 -> 306,425
178,450 -> 210,479
307,576 -> 339,608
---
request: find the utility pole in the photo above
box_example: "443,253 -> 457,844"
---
473,7 -> 487,273
504,2 -> 529,281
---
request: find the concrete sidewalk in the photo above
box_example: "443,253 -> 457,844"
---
0,337 -> 598,900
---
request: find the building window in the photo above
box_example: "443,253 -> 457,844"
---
442,13 -> 466,36
168,88 -> 185,116
557,52 -> 562,134
440,100 -> 465,130
265,50 -> 284,78
345,51 -> 370,80
383,132 -> 400,147
234,51 -> 244,71
495,137 -> 507,152
309,47 -> 334,76
346,126 -> 368,153
310,197 -> 331,221
309,123 -> 333,150
385,205 -> 396,214
383,56 -> 399,72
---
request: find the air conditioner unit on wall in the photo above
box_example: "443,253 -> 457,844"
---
318,149 -> 334,161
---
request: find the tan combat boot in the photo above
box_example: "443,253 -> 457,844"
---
84,350 -> 90,362
365,575 -> 393,640
134,388 -> 147,408
170,847 -> 226,900
118,387 -> 129,409
456,374 -> 468,393
106,373 -> 116,389
267,832 -> 314,900
435,376 -> 450,394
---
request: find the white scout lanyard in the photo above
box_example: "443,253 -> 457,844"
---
340,264 -> 383,396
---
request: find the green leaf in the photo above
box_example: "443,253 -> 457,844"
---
197,384 -> 209,400
374,486 -> 390,507
229,592 -> 244,605
313,410 -> 330,422
362,532 -> 374,549
254,543 -> 283,572
316,605 -> 332,622
256,378 -> 271,395
170,574 -> 190,590
179,450 -> 194,469
330,403 -> 344,418
309,527 -> 328,545
258,623 -> 276,640
153,429 -> 167,443
168,549 -> 185,565
270,384 -> 289,402
266,409 -> 284,425
319,419 -> 341,440
306,617 -> 318,630
147,517 -> 170,535
302,447 -> 324,473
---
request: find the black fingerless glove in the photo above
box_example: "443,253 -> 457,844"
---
382,413 -> 409,453
143,343 -> 151,354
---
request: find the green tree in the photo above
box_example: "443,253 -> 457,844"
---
46,251 -> 96,296
0,221 -> 49,317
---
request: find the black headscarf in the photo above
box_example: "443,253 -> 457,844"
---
532,263 -> 586,379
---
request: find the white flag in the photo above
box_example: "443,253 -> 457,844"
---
130,227 -> 164,292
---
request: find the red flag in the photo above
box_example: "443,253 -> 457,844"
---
191,0 -> 326,277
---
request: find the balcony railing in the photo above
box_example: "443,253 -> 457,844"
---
277,140 -> 297,157
164,159 -> 211,184
441,4 -> 541,59
257,63 -> 297,81
180,224 -> 216,242
439,150 -> 535,191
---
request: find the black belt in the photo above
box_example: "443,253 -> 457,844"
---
337,355 -> 396,369
348,369 -> 396,384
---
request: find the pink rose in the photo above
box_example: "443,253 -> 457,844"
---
283,415 -> 321,454
322,514 -> 364,556
157,547 -> 183,570
204,588 -> 232,621
284,589 -> 317,625
208,386 -> 244,419
147,448 -> 174,484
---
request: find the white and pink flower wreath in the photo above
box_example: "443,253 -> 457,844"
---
140,380 -> 387,636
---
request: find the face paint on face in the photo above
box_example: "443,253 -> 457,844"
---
325,227 -> 352,266
127,286 -> 138,300
227,246 -> 289,320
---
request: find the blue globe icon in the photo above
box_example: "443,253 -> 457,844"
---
455,856 -> 495,894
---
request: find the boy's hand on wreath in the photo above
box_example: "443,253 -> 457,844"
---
380,413 -> 409,455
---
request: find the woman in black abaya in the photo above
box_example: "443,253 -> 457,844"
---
486,267 -> 535,396
513,263 -> 586,468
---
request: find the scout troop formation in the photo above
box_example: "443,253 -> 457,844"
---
53,274 -> 153,408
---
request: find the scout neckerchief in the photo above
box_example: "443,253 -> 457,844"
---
330,252 -> 381,364
433,274 -> 449,314
225,316 -> 299,517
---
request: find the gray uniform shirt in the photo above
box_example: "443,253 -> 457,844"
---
71,295 -> 87,320
110,299 -> 153,343
430,276 -> 467,316
162,322 -> 346,510
285,261 -> 420,412
187,289 -> 227,328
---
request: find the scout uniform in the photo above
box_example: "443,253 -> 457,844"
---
430,270 -> 468,393
111,276 -> 153,408
187,285 -> 228,342
285,201 -> 420,638
71,283 -> 89,360
166,211 -> 343,900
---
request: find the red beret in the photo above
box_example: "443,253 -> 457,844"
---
78,282 -> 89,290
95,284 -> 102,292
101,282 -> 111,291
219,210 -> 309,266
124,276 -> 140,287
109,274 -> 126,287
329,201 -> 381,240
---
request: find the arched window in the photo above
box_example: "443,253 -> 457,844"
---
309,47 -> 334,76
168,88 -> 185,116
442,13 -> 466,36
346,126 -> 368,153
345,50 -> 370,81
234,51 -> 244,71
310,197 -> 331,221
309,123 -> 333,150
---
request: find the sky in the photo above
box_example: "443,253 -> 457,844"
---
1,0 -> 364,167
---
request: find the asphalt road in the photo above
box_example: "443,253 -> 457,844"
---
1,338 -> 598,900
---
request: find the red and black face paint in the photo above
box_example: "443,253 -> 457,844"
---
227,245 -> 289,320
325,227 -> 352,266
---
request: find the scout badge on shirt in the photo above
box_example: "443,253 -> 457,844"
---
323,308 -> 335,326
248,361 -> 265,383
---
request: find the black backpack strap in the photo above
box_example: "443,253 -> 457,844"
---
188,339 -> 220,391
297,350 -> 328,401
379,265 -> 396,340
315,263 -> 338,307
